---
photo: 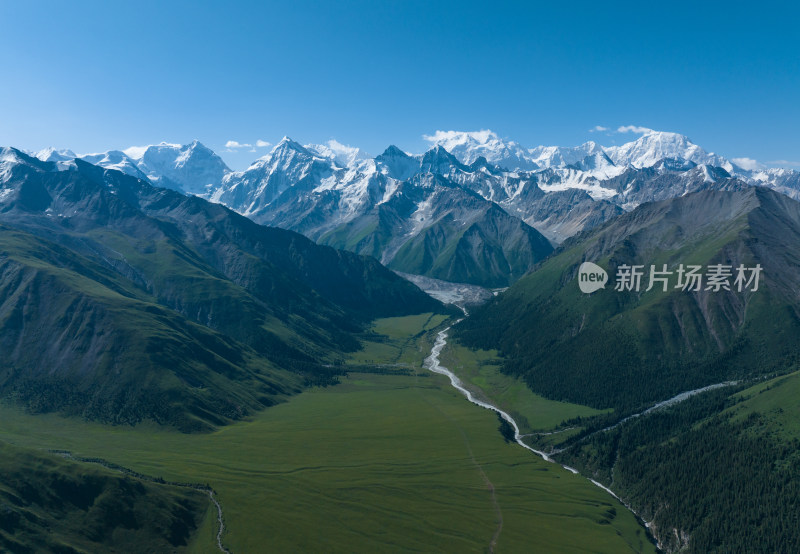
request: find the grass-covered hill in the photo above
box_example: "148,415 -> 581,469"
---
0,440 -> 208,553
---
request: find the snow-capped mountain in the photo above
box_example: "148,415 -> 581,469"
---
34,147 -> 77,164
80,150 -> 151,181
528,141 -> 605,169
423,130 -> 539,171
212,137 -> 341,217
743,167 -> 800,201
15,128 -> 800,285
127,140 -> 230,194
206,138 -> 553,287
604,131 -> 732,170
419,129 -> 742,182
33,141 -> 230,195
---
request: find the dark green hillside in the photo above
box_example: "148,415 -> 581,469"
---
552,373 -> 800,553
0,149 -> 444,430
458,187 -> 800,413
0,224 -> 303,431
388,201 -> 553,288
0,441 -> 207,553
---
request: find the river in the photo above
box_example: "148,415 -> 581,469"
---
422,323 -> 656,534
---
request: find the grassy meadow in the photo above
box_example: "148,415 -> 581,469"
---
0,313 -> 654,553
438,340 -> 609,434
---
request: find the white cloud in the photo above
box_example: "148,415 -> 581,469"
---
589,125 -> 608,133
617,125 -> 654,134
255,139 -> 271,148
225,140 -> 252,149
732,157 -> 764,171
309,139 -> 367,166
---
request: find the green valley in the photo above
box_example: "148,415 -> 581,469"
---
0,313 -> 654,553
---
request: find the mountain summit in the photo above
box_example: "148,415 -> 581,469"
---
33,141 -> 231,195
24,130 -> 800,286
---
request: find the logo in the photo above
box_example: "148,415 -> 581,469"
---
577,262 -> 763,294
578,262 -> 608,293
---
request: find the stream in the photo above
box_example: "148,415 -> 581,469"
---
422,324 -> 654,536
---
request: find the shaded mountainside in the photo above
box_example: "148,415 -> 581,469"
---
0,149 -> 444,430
504,187 -> 624,243
317,174 -> 553,288
457,187 -> 800,413
0,440 -> 207,553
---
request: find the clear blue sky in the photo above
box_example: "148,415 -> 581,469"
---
1,0 -> 798,170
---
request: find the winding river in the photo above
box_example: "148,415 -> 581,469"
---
422,324 -> 647,522
424,323 -> 576,469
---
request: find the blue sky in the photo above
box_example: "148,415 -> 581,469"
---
1,0 -> 798,170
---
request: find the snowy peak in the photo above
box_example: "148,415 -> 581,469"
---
423,129 -> 538,171
376,145 -> 419,181
34,147 -> 77,163
605,131 -> 730,169
273,136 -> 312,155
1,147 -> 66,187
122,141 -> 181,160
81,150 -> 149,180
378,145 -> 411,159
528,141 -> 605,169
30,141 -> 233,195
264,137 -> 330,170
306,139 -> 368,167
135,140 -> 230,194
420,144 -> 466,174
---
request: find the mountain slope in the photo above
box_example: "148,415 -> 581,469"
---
0,440 -> 208,553
0,148 -> 443,430
457,186 -> 800,412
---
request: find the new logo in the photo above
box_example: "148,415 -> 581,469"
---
578,262 -> 608,293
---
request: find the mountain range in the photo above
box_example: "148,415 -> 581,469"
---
31,130 -> 800,287
0,147 -> 442,430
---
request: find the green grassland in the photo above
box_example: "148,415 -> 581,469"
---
726,369 -> 800,440
346,312 -> 448,367
439,341 -> 608,434
0,313 -> 654,553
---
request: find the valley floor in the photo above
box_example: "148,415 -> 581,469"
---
0,313 -> 654,553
